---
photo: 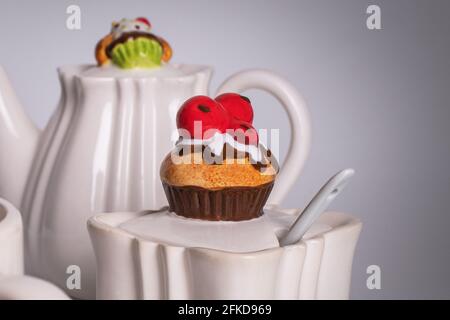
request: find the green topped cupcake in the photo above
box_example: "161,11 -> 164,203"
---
95,17 -> 173,69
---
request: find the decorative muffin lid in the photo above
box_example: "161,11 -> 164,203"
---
95,17 -> 172,69
161,93 -> 279,221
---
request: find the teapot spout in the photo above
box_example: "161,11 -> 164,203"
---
0,66 -> 40,208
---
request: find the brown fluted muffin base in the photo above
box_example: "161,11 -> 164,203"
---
162,181 -> 274,221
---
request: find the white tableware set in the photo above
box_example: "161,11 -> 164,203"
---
0,58 -> 361,299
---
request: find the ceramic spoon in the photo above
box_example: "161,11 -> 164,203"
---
279,168 -> 355,247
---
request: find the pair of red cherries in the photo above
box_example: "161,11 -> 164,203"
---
176,93 -> 258,145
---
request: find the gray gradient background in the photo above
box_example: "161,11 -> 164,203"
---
0,0 -> 449,299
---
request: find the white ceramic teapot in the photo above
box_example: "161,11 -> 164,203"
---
0,19 -> 311,299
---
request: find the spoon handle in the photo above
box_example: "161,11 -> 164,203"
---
279,168 -> 355,247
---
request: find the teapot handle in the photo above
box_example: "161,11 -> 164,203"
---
217,69 -> 311,205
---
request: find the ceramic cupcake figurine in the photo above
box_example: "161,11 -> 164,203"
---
95,17 -> 172,68
160,94 -> 279,221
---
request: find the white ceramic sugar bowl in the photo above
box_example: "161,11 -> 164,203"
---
88,206 -> 362,300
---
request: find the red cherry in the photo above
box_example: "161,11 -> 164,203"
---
228,119 -> 259,145
176,95 -> 231,139
215,93 -> 254,124
135,17 -> 151,28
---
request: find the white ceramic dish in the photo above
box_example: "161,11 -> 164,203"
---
0,276 -> 70,300
88,206 -> 362,300
0,198 -> 69,300
0,198 -> 23,276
